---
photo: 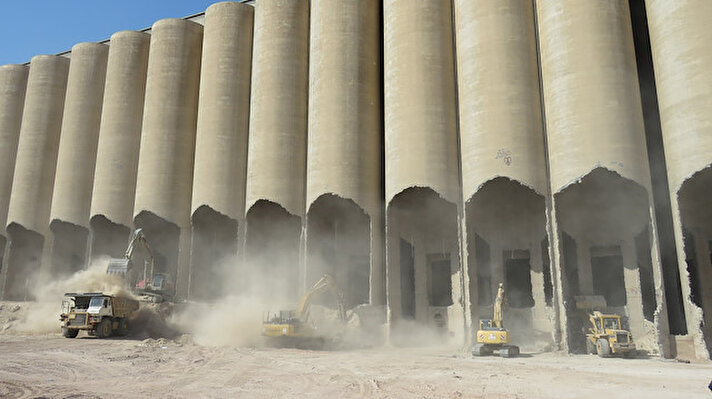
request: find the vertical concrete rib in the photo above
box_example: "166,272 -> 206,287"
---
190,1 -> 253,300
646,0 -> 712,359
307,0 -> 382,306
90,31 -> 150,260
245,0 -> 309,217
1,55 -> 69,299
134,19 -> 203,298
384,0 -> 461,344
0,65 -> 29,238
537,1 -> 663,354
49,43 -> 108,276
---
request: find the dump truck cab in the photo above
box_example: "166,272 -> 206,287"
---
586,311 -> 636,357
60,292 -> 139,339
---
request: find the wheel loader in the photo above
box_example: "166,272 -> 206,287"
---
262,274 -> 346,348
585,311 -> 636,357
472,283 -> 520,358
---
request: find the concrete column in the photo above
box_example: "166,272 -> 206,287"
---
192,1 -> 254,220
530,240 -> 549,331
577,240 -> 593,295
370,212 -> 385,306
134,19 -> 203,299
245,0 -> 309,218
646,0 -> 712,361
2,55 -> 69,300
50,43 -> 108,229
414,240 -> 428,323
0,65 -> 29,237
91,31 -> 150,230
622,239 -> 646,343
694,233 -> 712,342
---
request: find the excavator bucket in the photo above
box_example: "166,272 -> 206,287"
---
106,258 -> 131,277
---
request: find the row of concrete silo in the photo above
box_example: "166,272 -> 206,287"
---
0,0 -> 710,359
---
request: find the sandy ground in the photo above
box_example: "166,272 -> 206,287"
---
1,302 -> 711,398
1,335 -> 711,398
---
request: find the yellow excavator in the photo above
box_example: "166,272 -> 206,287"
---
262,274 -> 346,348
106,228 -> 174,303
472,283 -> 520,358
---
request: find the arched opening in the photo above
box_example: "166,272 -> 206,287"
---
49,220 -> 89,279
678,167 -> 712,355
89,215 -> 131,263
465,178 -> 550,348
386,187 -> 459,344
1,223 -> 44,300
554,167 -> 656,353
306,194 -> 370,309
244,200 -> 301,302
189,205 -> 238,301
133,211 -> 181,298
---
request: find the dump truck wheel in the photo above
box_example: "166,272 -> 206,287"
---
97,319 -> 112,338
596,339 -> 611,357
586,339 -> 596,354
117,319 -> 129,336
62,327 -> 78,338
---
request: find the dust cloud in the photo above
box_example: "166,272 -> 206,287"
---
14,257 -> 131,334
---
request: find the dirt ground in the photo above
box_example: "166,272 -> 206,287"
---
1,302 -> 711,398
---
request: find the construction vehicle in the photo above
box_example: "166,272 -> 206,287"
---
472,283 -> 520,358
585,311 -> 636,357
262,274 -> 346,348
60,292 -> 139,338
106,228 -> 174,302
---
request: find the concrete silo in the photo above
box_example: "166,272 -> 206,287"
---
49,42 -> 108,278
1,55 -> 69,300
0,65 -> 28,285
190,1 -> 254,300
454,0 -> 551,347
537,0 -> 666,354
306,0 -> 382,313
134,19 -> 202,299
384,0 -> 462,344
244,0 -> 308,301
90,31 -> 150,264
646,0 -> 712,360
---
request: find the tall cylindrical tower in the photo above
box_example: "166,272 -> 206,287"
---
49,42 -> 108,276
2,55 -> 69,300
190,1 -> 254,300
134,19 -> 203,298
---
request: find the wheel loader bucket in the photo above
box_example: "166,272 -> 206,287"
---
106,258 -> 130,276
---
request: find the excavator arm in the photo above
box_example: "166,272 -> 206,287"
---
106,228 -> 155,282
294,274 -> 346,323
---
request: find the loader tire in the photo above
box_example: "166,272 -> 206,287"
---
596,339 -> 611,357
586,338 -> 596,354
62,327 -> 79,338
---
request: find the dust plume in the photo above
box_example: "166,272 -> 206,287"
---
14,257 -> 132,334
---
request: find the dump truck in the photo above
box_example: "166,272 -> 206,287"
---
585,311 -> 636,357
60,292 -> 139,338
107,228 -> 175,303
262,274 -> 346,348
472,283 -> 520,358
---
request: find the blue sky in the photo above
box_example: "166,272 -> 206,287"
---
0,1 -> 231,65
